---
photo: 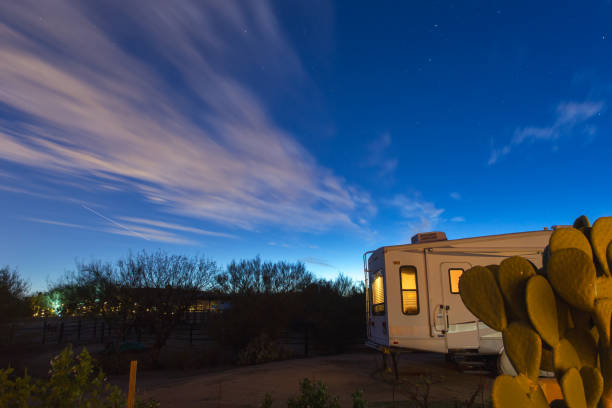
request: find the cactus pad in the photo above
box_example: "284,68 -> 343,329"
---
574,215 -> 591,230
530,384 -> 552,408
560,367 -> 587,408
526,275 -> 560,347
580,366 -> 603,408
491,374 -> 529,407
487,264 -> 500,279
491,374 -> 548,408
554,339 -> 582,377
593,299 -> 612,348
498,256 -> 536,321
564,328 -> 598,368
550,227 -> 593,260
607,241 -> 612,279
548,248 -> 596,312
459,266 -> 507,331
502,321 -> 542,380
591,217 -> 612,276
557,297 -> 573,337
596,276 -> 612,300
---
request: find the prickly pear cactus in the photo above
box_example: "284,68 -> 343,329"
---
459,215 -> 612,408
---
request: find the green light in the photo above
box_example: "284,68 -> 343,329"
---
49,293 -> 63,317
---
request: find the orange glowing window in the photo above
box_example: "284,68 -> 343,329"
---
400,266 -> 419,315
449,268 -> 464,294
371,272 -> 385,316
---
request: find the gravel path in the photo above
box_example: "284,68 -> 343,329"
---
111,350 -> 494,407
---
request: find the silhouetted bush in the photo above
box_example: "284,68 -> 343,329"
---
209,258 -> 365,357
295,276 -> 365,353
287,378 -> 341,408
0,266 -> 31,323
0,345 -> 124,407
237,333 -> 290,365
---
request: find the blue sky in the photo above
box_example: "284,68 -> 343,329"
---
1,1 -> 611,292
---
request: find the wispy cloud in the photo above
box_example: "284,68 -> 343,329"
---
103,226 -> 197,246
0,184 -> 85,205
119,217 -> 238,239
489,101 -> 604,165
0,1 -> 371,232
451,216 -> 465,222
24,216 -> 198,246
449,192 -> 461,200
300,257 -> 336,268
364,133 -> 398,178
267,241 -> 290,248
82,205 -> 151,241
24,218 -> 91,230
387,193 -> 445,232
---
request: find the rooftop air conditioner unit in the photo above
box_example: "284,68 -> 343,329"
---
410,231 -> 447,244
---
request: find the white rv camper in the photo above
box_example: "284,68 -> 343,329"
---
364,229 -> 552,368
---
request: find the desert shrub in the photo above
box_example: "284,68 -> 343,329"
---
296,278 -> 365,354
208,292 -> 292,352
135,397 -> 161,408
210,257 -> 315,353
260,392 -> 273,408
0,345 -> 124,407
351,389 -> 367,408
287,378 -> 341,408
209,270 -> 365,358
237,333 -> 290,365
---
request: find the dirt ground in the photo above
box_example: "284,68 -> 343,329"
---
112,350 -> 494,407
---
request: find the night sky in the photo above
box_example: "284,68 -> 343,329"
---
1,1 -> 611,291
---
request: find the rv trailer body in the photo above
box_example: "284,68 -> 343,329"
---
364,229 -> 552,355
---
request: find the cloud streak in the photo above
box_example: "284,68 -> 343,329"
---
24,216 -> 199,246
300,257 -> 336,269
0,1 -> 372,232
387,194 -> 445,233
118,217 -> 238,239
489,101 -> 604,165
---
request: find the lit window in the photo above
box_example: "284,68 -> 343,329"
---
400,266 -> 419,315
371,272 -> 385,316
449,268 -> 464,294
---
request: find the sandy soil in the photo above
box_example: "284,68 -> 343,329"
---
112,350 -> 494,407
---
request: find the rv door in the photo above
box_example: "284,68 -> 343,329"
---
369,269 -> 388,345
440,261 -> 479,350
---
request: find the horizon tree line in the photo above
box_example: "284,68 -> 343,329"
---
1,251 -> 365,365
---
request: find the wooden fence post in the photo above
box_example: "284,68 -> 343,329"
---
93,318 -> 97,340
190,323 -> 194,345
127,360 -> 138,408
77,319 -> 82,342
9,324 -> 15,345
42,320 -> 47,344
100,321 -> 105,343
58,321 -> 64,344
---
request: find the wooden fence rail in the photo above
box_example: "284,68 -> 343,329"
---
1,319 -> 363,359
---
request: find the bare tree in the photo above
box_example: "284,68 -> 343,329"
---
117,251 -> 218,364
216,256 -> 313,295
51,251 -> 218,365
332,273 -> 359,297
